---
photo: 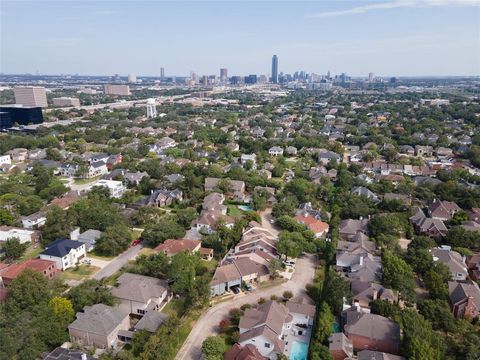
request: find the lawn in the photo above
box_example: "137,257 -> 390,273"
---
73,176 -> 100,185
137,247 -> 156,257
58,264 -> 100,281
20,244 -> 43,261
130,228 -> 143,240
88,252 -> 115,261
227,205 -> 243,218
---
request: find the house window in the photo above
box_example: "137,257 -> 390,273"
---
137,309 -> 146,315
265,343 -> 270,348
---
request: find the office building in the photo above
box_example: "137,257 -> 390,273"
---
13,86 -> 48,108
160,67 -> 165,82
146,98 -> 157,119
368,72 -> 375,82
271,55 -> 278,84
245,74 -> 257,84
104,84 -> 131,96
220,68 -> 228,83
0,105 -> 44,129
53,97 -> 80,107
128,74 -> 137,83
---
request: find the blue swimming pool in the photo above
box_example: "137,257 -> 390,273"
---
289,341 -> 308,360
238,205 -> 252,211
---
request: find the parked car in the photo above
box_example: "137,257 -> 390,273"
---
131,238 -> 141,246
231,286 -> 240,294
245,283 -> 253,291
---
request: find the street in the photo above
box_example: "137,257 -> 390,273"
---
175,253 -> 317,360
93,243 -> 144,280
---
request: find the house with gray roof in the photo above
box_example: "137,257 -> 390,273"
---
111,273 -> 170,316
352,186 -> 380,203
448,280 -> 480,319
357,350 -> 405,360
329,333 -> 353,360
339,219 -> 369,240
431,247 -> 468,280
68,304 -> 130,349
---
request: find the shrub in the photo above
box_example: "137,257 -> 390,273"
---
282,290 -> 293,300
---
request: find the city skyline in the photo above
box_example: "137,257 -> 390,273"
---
1,0 -> 479,76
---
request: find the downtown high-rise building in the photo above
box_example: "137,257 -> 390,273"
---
220,68 -> 228,83
271,55 -> 278,84
160,67 -> 165,81
13,86 -> 48,107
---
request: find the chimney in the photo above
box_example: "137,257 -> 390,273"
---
372,286 -> 378,300
465,296 -> 475,318
359,256 -> 364,266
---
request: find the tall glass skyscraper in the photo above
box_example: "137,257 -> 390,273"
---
271,55 -> 278,84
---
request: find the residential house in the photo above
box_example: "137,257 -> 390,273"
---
357,350 -> 405,360
42,347 -> 97,360
6,148 -> 28,162
352,186 -> 380,203
204,177 -> 246,201
71,228 -> 102,252
40,239 -> 86,271
68,304 -> 130,349
86,161 -> 109,178
268,147 -> 284,156
318,151 -> 341,165
350,280 -> 397,310
409,207 -> 448,239
154,239 -> 213,260
0,155 -> 11,165
21,212 -> 47,229
92,180 -> 126,198
448,280 -> 480,319
342,308 -> 401,354
147,189 -> 183,207
328,333 -> 354,360
339,219 -> 369,240
241,154 -> 257,169
106,154 -> 123,170
234,222 -> 277,258
415,145 -> 433,157
466,254 -> 480,281
285,146 -> 298,156
237,300 -> 316,359
210,258 -> 270,296
149,137 -> 176,154
347,253 -> 383,283
124,171 -> 149,185
336,232 -> 376,269
293,215 -> 329,237
112,273 -> 170,315
428,199 -> 461,221
225,344 -> 266,360
59,163 -> 80,178
431,247 -> 468,280
0,259 -> 57,286
0,226 -> 40,244
133,311 -> 168,333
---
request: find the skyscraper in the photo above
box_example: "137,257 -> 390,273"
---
127,74 -> 137,83
220,68 -> 228,83
368,72 -> 374,82
271,55 -> 278,84
160,67 -> 165,82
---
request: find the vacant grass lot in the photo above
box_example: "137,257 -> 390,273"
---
58,264 -> 100,281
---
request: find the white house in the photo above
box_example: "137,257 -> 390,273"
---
268,146 -> 284,157
0,226 -> 40,244
40,239 -> 86,271
21,212 -> 47,229
0,155 -> 11,165
93,179 -> 126,198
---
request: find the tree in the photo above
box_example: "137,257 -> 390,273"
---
67,279 -> 116,312
323,271 -> 351,315
309,343 -> 333,360
418,299 -> 456,332
201,336 -> 225,360
48,296 -> 75,325
168,252 -> 196,296
41,205 -> 71,245
142,219 -> 186,246
382,250 -> 415,301
282,290 -> 293,300
315,302 -> 334,343
0,208 -> 15,225
1,237 -> 27,261
94,224 -> 132,256
269,258 -> 283,279
6,269 -> 50,311
277,234 -> 302,259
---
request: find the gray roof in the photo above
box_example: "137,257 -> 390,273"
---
357,350 -> 405,360
449,280 -> 480,308
68,304 -> 128,336
112,273 -> 168,304
42,347 -> 97,360
134,311 -> 168,332
431,248 -> 467,276
343,311 -> 400,344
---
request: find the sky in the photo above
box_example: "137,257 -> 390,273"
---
1,0 -> 480,77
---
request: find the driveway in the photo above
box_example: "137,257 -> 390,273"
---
259,208 -> 280,236
93,244 -> 144,280
175,254 -> 317,360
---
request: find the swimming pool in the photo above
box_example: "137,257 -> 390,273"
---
289,341 -> 308,360
238,205 -> 252,211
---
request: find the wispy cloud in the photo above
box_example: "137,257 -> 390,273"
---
307,0 -> 480,18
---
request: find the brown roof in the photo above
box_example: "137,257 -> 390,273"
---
0,259 -> 57,281
154,239 -> 200,256
343,311 -> 400,344
239,301 -> 289,336
286,299 -> 316,317
294,215 -> 329,234
224,344 -> 266,360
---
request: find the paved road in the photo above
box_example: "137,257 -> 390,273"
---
93,244 -> 144,280
175,254 -> 317,360
259,208 -> 280,236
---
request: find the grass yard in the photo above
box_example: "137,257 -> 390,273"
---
227,205 -> 243,218
130,228 -> 143,240
58,264 -> 100,281
20,244 -> 43,261
73,176 -> 100,185
137,247 -> 156,257
88,250 -> 115,261
256,278 -> 287,289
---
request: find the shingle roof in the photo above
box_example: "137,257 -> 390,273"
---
111,273 -> 168,303
68,304 -> 128,336
357,350 -> 405,360
134,311 -> 168,332
343,311 -> 400,344
41,239 -> 84,257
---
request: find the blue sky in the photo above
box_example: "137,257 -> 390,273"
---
1,0 -> 479,76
